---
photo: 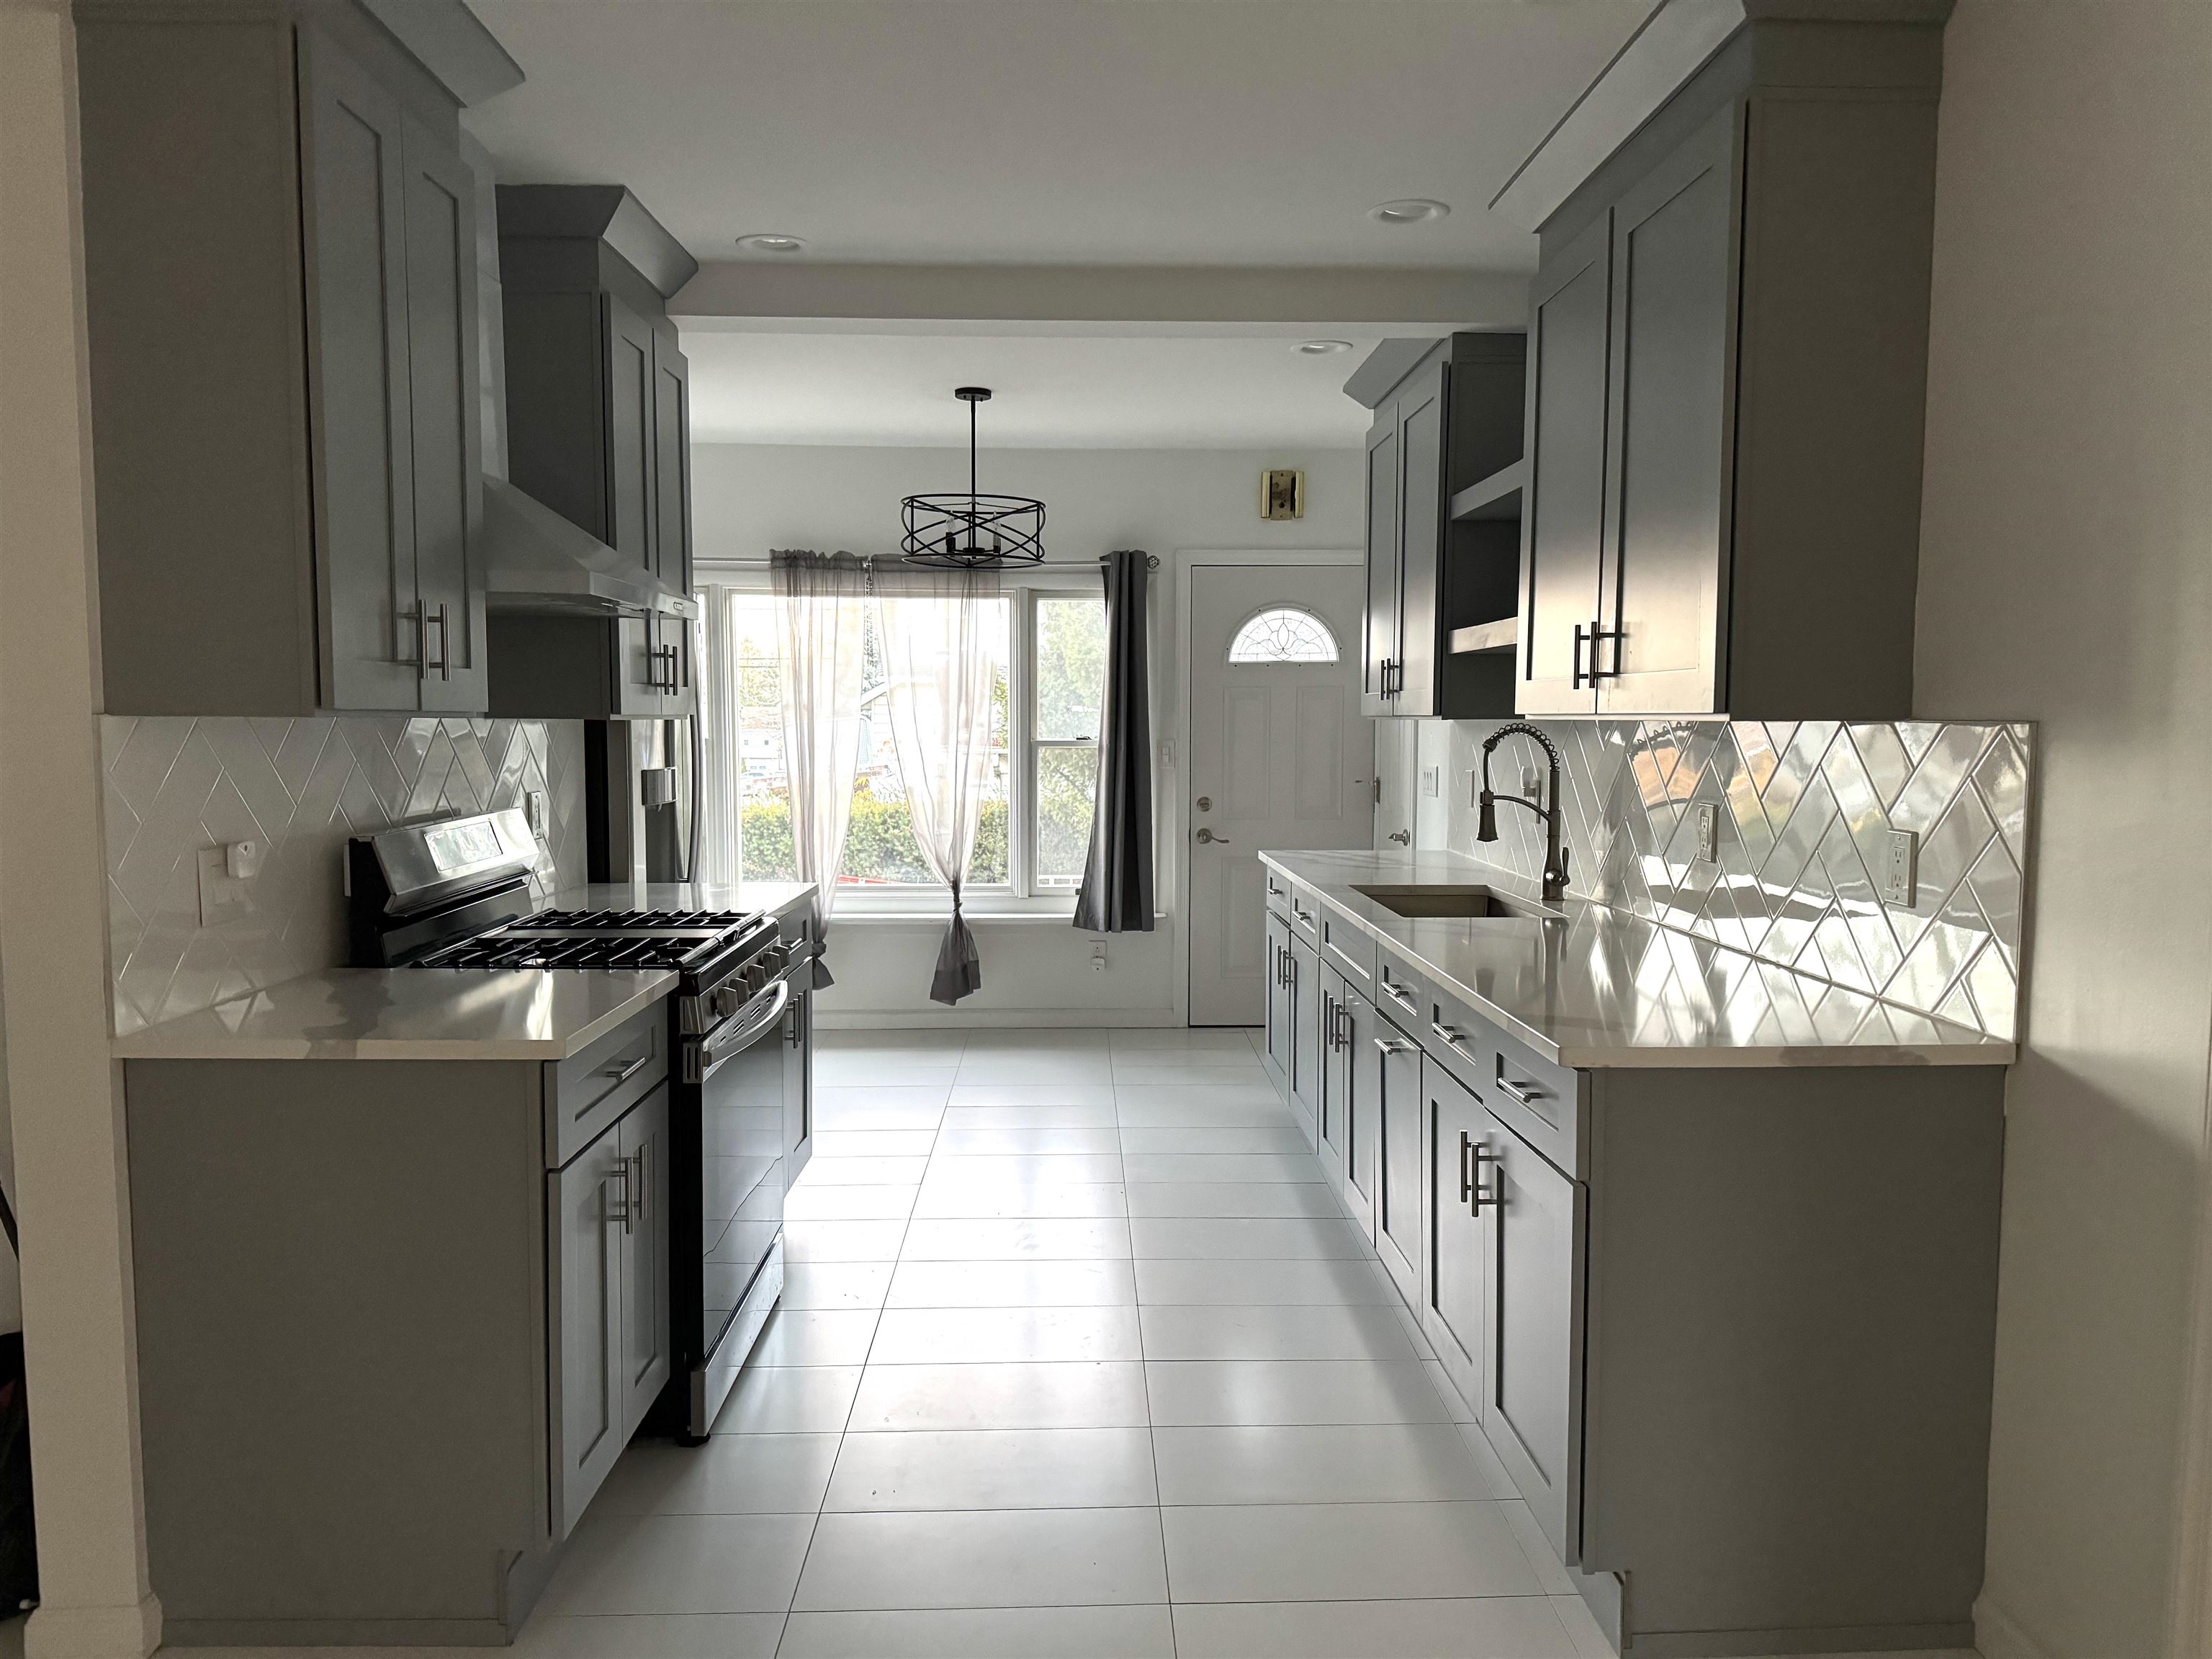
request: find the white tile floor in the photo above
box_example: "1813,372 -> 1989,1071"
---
513,1026 -> 1612,1659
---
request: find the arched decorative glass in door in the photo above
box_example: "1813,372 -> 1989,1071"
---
1228,606 -> 1340,664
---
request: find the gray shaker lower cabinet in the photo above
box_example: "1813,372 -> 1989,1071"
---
1370,1012 -> 1425,1309
1259,874 -> 2008,1654
1261,912 -> 1292,1095
550,1080 -> 671,1538
1287,935 -> 1323,1153
123,1001 -> 674,1645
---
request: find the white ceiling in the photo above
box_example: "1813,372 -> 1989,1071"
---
462,0 -> 1647,272
681,327 -> 1391,448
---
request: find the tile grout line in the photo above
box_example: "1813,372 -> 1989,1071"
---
773,1033 -> 961,1653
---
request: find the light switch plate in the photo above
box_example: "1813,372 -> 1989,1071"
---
1692,802 -> 1719,864
526,788 -> 549,837
1882,829 -> 1920,907
1421,766 -> 1441,799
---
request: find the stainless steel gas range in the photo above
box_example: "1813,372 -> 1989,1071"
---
349,809 -> 811,1439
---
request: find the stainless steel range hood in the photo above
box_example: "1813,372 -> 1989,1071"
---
481,476 -> 698,620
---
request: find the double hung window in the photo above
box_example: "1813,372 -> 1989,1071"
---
706,570 -> 1107,911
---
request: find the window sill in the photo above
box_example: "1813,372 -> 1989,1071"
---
829,907 -> 1171,927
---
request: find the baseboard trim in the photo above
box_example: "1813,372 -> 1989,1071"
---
1975,1592 -> 2056,1659
1622,1619 -> 1972,1657
22,1594 -> 161,1659
157,1614 -> 508,1647
815,1009 -> 1189,1029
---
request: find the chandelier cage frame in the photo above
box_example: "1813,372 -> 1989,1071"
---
900,387 -> 1048,569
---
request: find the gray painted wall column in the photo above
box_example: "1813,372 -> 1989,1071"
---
0,4 -> 161,1653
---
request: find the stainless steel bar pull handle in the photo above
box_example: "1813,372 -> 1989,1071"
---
1459,1130 -> 1474,1203
1373,1037 -> 1416,1056
606,1158 -> 632,1233
427,603 -> 451,679
1496,1075 -> 1545,1107
1470,1145 -> 1502,1213
1292,905 -> 1313,925
1431,1020 -> 1473,1053
1380,978 -> 1416,1009
601,1051 -> 651,1085
631,1143 -> 649,1226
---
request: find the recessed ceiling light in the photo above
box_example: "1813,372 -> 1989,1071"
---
1298,340 -> 1354,356
1369,199 -> 1450,226
735,233 -> 806,254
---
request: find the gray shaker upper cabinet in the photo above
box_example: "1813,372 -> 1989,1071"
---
1516,10 -> 1945,719
1349,334 -> 1527,720
76,0 -> 500,717
491,187 -> 699,721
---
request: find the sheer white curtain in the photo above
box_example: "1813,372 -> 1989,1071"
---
775,552 -> 870,978
696,583 -> 745,889
873,564 -> 1005,1004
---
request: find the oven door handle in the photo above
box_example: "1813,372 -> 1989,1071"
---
696,980 -> 791,1080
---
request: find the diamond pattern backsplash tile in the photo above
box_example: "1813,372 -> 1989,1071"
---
100,716 -> 587,1035
1410,719 -> 2035,1040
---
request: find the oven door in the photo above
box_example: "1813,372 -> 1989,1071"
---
692,981 -> 790,1400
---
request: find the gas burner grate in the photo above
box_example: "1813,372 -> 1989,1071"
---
525,908 -> 758,930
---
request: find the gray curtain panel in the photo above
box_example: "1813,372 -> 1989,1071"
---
1074,549 -> 1156,934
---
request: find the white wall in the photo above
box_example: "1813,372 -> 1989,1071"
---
1912,6 -> 2212,1655
1,2 -> 162,1650
690,442 -> 1364,1022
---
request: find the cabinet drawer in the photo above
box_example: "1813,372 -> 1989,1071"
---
546,1002 -> 668,1169
1421,985 -> 1583,1179
1286,883 -> 1323,947
1373,948 -> 1425,1029
1264,866 -> 1293,920
1320,909 -> 1376,989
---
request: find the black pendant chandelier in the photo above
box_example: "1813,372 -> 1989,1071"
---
901,387 -> 1046,568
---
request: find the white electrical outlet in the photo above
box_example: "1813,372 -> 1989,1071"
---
1882,829 -> 1920,907
1421,766 -> 1442,799
526,788 -> 549,837
1522,766 -> 1542,802
1692,803 -> 1719,864
1090,939 -> 1109,972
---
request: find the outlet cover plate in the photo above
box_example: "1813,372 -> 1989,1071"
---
197,846 -> 250,927
1421,766 -> 1441,799
1882,829 -> 1920,907
1692,802 -> 1719,864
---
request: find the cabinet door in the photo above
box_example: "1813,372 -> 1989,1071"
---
618,1084 -> 672,1439
1262,915 -> 1292,1100
397,116 -> 487,715
1482,1108 -> 1586,1564
1289,938 -> 1322,1153
1359,412 -> 1401,716
783,981 -> 813,1186
1393,361 -> 1447,720
1422,1058 -> 1488,1407
1518,212 -> 1611,716
1372,1015 -> 1424,1309
1599,104 -> 1737,717
548,1124 -> 626,1537
1337,979 -> 1379,1241
651,330 -> 693,595
602,294 -> 657,569
299,26 -> 419,714
1317,971 -> 1348,1187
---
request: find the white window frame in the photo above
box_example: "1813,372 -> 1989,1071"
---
698,560 -> 1104,918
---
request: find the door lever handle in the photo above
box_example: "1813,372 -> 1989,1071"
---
1196,827 -> 1231,844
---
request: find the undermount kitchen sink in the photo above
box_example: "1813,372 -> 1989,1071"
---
1351,884 -> 1561,922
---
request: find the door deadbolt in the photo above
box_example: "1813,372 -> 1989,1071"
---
1195,796 -> 1211,812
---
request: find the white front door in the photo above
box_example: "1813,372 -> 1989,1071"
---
1186,561 -> 1372,1026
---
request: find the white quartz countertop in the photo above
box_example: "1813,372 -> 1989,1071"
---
112,882 -> 820,1061
110,968 -> 678,1061
1259,848 -> 2015,1069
